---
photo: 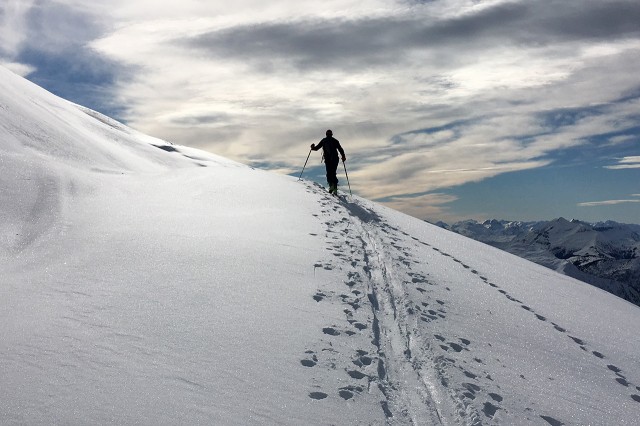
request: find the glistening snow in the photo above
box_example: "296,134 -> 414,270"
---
1,66 -> 639,425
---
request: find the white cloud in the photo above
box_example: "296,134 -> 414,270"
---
0,0 -> 36,57
0,61 -> 36,76
578,199 -> 640,207
604,156 -> 640,169
381,193 -> 459,222
579,193 -> 640,207
10,0 -> 640,220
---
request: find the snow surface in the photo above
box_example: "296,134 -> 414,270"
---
1,66 -> 640,425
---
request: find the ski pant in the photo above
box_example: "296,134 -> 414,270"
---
325,159 -> 339,187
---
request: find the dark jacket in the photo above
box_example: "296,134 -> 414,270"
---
313,136 -> 345,164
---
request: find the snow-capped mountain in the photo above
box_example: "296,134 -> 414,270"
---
441,218 -> 640,307
2,66 -> 640,425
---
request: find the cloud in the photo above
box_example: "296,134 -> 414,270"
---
87,1 -> 640,213
349,91 -> 639,201
578,198 -> 640,207
1,1 -> 135,119
8,0 -> 640,221
0,0 -> 36,57
0,61 -> 35,76
604,156 -> 640,169
179,1 -> 640,73
381,193 -> 459,222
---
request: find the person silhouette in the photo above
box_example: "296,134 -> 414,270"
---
310,129 -> 346,195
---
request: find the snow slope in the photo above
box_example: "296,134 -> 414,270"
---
1,66 -> 640,425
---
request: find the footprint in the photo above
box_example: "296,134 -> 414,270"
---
616,377 -> 629,387
309,392 -> 328,400
464,370 -> 477,379
552,323 -> 566,332
339,389 -> 354,400
631,395 -> 640,403
347,370 -> 367,380
482,402 -> 499,418
323,327 -> 340,336
463,383 -> 481,393
540,415 -> 565,426
535,314 -> 547,321
592,351 -> 605,359
301,359 -> 317,367
353,355 -> 373,367
448,342 -> 464,352
569,336 -> 585,345
488,393 -> 503,402
607,364 -> 622,373
505,294 -> 521,303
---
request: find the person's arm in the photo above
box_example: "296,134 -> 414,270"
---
311,139 -> 325,151
336,141 -> 346,161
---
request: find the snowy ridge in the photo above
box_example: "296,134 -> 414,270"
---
2,66 -> 640,424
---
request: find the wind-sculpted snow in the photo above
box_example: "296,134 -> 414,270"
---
2,66 -> 640,424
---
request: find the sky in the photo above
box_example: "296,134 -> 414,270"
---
1,0 -> 639,224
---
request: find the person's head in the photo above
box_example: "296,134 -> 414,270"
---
326,129 -> 333,137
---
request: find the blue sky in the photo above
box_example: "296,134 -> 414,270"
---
1,0 -> 638,224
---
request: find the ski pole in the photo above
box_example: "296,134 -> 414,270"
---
342,160 -> 352,196
298,149 -> 312,180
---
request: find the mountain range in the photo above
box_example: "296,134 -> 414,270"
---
438,218 -> 640,307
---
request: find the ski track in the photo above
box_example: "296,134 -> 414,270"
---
300,182 -> 639,425
301,182 -> 456,425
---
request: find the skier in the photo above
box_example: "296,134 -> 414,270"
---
310,129 -> 346,195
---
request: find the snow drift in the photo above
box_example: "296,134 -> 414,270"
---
1,66 -> 639,425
